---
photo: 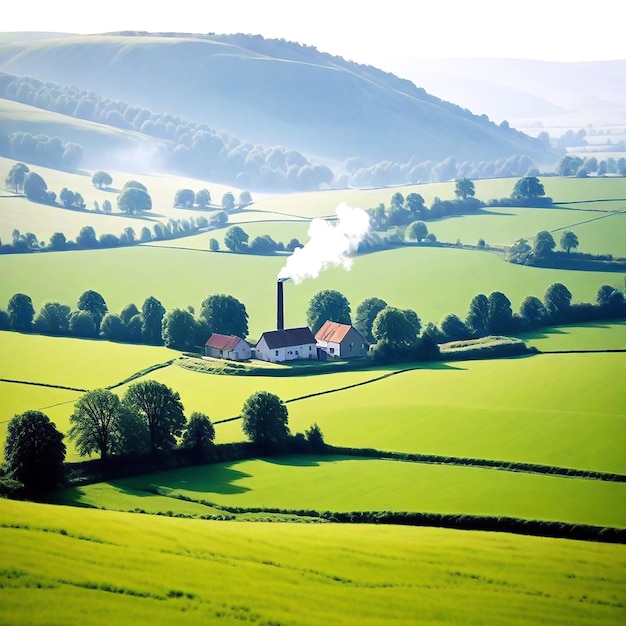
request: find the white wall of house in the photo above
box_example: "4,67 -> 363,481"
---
255,339 -> 317,363
205,339 -> 251,361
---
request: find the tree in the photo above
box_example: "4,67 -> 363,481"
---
174,188 -> 195,208
91,170 -> 113,189
305,423 -> 326,451
406,220 -> 428,242
8,292 -> 35,331
200,294 -> 249,338
141,296 -> 166,344
117,187 -> 152,214
49,231 -> 67,250
4,410 -> 66,492
533,230 -> 556,258
209,238 -> 219,251
162,308 -> 197,350
238,190 -> 253,208
123,180 -> 147,192
102,199 -> 112,214
306,290 -> 351,335
120,303 -> 140,326
76,225 -> 99,248
77,290 -> 108,330
224,225 -> 249,252
597,285 -> 618,307
354,297 -> 388,344
23,171 -> 49,202
221,191 -> 236,211
519,296 -> 547,328
241,391 -> 290,447
68,389 -> 123,459
405,192 -> 425,214
69,310 -> 98,338
544,282 -> 572,319
512,176 -> 545,200
181,412 -> 215,452
123,380 -> 186,452
34,302 -> 70,335
454,177 -> 475,199
439,314 -> 471,341
5,162 -> 29,192
100,314 -> 127,341
372,307 -> 420,350
59,187 -> 77,208
560,231 -> 579,253
466,294 -> 489,337
486,291 -> 513,334
195,188 -> 211,207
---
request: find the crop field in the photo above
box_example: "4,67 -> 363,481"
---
0,244 -> 621,340
60,455 -> 626,527
1,499 -> 624,626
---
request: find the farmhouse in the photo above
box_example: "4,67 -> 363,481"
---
204,333 -> 251,361
315,321 -> 368,359
255,327 -> 318,363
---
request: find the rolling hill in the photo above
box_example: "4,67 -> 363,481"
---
0,32 -> 559,166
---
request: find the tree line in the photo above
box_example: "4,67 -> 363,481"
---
0,131 -> 83,170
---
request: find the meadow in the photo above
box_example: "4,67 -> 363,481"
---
1,499 -> 624,626
60,455 -> 626,527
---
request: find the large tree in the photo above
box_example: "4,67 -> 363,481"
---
69,310 -> 98,338
454,177 -> 475,200
5,162 -> 29,192
406,220 -> 428,242
34,302 -> 71,335
200,294 -> 249,338
512,176 -> 545,200
91,170 -> 113,189
354,297 -> 388,344
560,230 -> 579,253
224,225 -> 249,252
141,296 -> 166,344
181,412 -> 215,453
544,282 -> 572,319
123,380 -> 186,452
77,290 -> 108,330
306,290 -> 351,335
519,296 -> 547,329
174,188 -> 195,208
533,230 -> 556,258
466,293 -> 489,337
69,389 -> 123,459
4,410 -> 66,492
486,291 -> 513,334
221,191 -> 236,212
405,192 -> 425,214
23,171 -> 49,202
161,308 -> 197,350
241,391 -> 290,448
117,187 -> 152,214
8,292 -> 35,331
372,307 -> 420,351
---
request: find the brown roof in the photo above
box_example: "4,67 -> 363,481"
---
315,321 -> 355,343
205,333 -> 246,351
257,327 -> 316,349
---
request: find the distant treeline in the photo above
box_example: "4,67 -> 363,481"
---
0,130 -> 84,170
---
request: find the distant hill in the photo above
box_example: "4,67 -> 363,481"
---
379,57 -> 626,130
0,32 -> 558,167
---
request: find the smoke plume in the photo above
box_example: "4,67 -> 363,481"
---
277,203 -> 370,283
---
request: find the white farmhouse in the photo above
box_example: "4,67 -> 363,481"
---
204,333 -> 251,361
254,327 -> 318,363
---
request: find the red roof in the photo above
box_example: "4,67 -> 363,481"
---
315,321 -> 354,343
205,333 -> 246,351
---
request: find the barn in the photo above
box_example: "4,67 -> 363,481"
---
204,333 -> 251,361
255,327 -> 318,363
315,321 -> 368,359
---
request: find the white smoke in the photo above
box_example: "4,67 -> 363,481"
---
278,203 -> 370,284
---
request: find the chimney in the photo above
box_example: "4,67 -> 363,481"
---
277,280 -> 284,330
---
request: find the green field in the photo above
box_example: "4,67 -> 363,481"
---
523,321 -> 626,351
0,243 -> 621,340
1,499 -> 624,626
60,456 -> 626,527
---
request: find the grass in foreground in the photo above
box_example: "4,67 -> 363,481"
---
0,499 -> 624,626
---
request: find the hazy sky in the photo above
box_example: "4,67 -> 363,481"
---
3,0 -> 624,64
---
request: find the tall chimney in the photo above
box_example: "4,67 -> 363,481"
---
277,280 -> 284,330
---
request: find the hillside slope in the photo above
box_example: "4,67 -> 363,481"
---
381,57 -> 626,128
0,32 -> 558,165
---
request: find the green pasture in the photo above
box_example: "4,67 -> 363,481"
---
431,207 -> 626,256
1,500 -> 624,626
0,244 -> 621,340
523,321 -> 626,351
62,455 -> 626,527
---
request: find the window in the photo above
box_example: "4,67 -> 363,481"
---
349,343 -> 353,352
329,347 -> 335,354
275,350 -> 279,357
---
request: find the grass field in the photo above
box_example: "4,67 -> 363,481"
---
1,244 -> 622,340
59,455 -> 626,527
1,499 -> 624,626
523,321 -> 626,351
